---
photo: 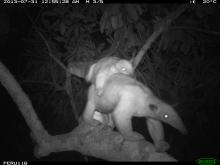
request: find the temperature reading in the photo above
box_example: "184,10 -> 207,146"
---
203,0 -> 217,3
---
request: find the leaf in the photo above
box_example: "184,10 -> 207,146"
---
104,20 -> 112,34
180,43 -> 190,54
136,22 -> 145,33
100,12 -> 108,33
111,14 -> 123,30
172,42 -> 179,52
125,4 -> 139,21
114,28 -> 125,41
160,34 -> 170,50
106,38 -> 113,44
70,12 -> 85,19
100,5 -> 122,33
134,4 -> 143,15
126,27 -> 140,47
55,36 -> 65,42
109,4 -> 121,15
117,13 -> 123,28
111,15 -> 118,30
74,26 -> 79,38
60,22 -> 66,35
97,43 -> 106,53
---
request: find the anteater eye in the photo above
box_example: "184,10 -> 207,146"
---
149,104 -> 158,112
121,67 -> 126,71
164,114 -> 169,118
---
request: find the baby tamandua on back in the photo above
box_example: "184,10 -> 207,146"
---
86,56 -> 134,96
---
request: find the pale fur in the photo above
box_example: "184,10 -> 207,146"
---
83,74 -> 187,152
86,57 -> 134,96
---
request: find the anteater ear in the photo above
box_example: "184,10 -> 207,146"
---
149,104 -> 159,112
129,57 -> 135,67
86,64 -> 96,82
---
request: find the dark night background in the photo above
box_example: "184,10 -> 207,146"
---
1,4 -> 220,162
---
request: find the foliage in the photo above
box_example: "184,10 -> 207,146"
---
23,4 -> 220,137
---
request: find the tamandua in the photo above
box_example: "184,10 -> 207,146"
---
86,56 -> 134,96
83,73 -> 187,152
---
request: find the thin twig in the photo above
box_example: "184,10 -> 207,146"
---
24,10 -> 67,71
21,80 -> 65,91
168,26 -> 220,36
134,5 -> 189,69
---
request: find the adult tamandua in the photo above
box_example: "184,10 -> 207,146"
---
83,73 -> 187,152
86,56 -> 134,96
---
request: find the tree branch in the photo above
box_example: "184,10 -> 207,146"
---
0,61 -> 176,161
168,26 -> 220,36
133,5 -> 189,68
